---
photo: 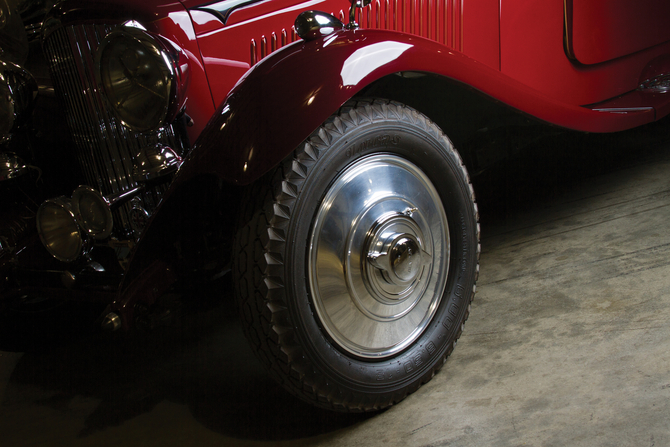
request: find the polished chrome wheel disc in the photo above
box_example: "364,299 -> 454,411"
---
309,154 -> 450,358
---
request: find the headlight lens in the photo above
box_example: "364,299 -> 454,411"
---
97,27 -> 176,132
72,186 -> 113,240
36,197 -> 83,262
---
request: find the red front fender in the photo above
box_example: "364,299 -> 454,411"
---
177,27 -> 656,188
117,26 -> 658,320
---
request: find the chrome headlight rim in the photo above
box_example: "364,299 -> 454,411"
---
36,197 -> 86,263
0,59 -> 38,141
95,25 -> 184,133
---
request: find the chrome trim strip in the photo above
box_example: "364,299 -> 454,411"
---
193,0 -> 263,26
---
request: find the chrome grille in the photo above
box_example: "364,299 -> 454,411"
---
42,24 -> 186,236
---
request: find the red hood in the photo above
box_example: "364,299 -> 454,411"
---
48,0 -> 214,25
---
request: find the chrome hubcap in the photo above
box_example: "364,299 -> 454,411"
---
308,154 -> 450,358
364,212 -> 430,302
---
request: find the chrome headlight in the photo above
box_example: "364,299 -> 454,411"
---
37,186 -> 117,262
0,59 -> 37,142
72,186 -> 113,240
36,197 -> 84,262
96,24 -> 186,133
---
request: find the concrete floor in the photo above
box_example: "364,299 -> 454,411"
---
0,119 -> 669,446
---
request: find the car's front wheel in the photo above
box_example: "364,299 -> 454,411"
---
233,99 -> 480,411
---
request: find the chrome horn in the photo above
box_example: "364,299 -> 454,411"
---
132,143 -> 182,183
295,11 -> 344,40
294,0 -> 371,41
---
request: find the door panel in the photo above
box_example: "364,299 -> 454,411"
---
567,0 -> 670,65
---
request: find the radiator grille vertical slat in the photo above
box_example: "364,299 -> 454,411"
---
46,28 -> 100,192
43,23 -> 186,236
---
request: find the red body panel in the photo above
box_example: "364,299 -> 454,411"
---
53,0 -> 670,138
501,1 -> 670,107
146,12 -> 217,142
188,0 -> 670,137
191,0 -> 343,107
47,0 -> 185,24
568,0 -> 670,66
179,29 -> 662,191
193,0 -> 501,106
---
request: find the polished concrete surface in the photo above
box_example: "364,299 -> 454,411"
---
1,119 -> 669,446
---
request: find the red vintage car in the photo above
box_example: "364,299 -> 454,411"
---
1,0 -> 669,411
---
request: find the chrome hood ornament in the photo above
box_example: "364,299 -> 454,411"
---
347,0 -> 372,29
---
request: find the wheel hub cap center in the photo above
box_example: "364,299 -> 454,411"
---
365,212 -> 429,301
391,236 -> 421,282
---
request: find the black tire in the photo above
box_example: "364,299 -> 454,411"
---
233,99 -> 480,412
